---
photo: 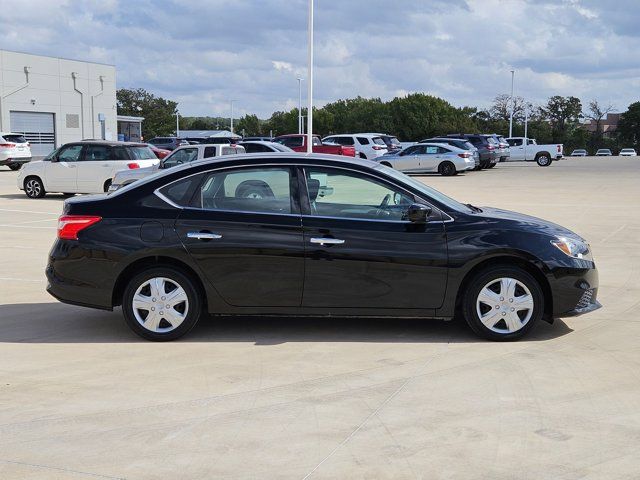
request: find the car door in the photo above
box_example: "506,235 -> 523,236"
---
173,165 -> 305,307
45,144 -> 83,192
418,145 -> 441,171
392,145 -> 422,171
77,144 -> 115,193
300,166 -> 448,310
507,138 -> 524,160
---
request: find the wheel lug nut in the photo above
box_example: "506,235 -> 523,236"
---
152,298 -> 156,302
161,296 -> 165,300
160,311 -> 164,315
509,298 -> 513,303
511,307 -> 515,311
151,307 -> 155,311
502,312 -> 506,316
500,297 -> 504,301
496,305 -> 500,309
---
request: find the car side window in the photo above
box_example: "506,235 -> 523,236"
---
197,167 -> 293,214
425,146 -> 439,154
164,148 -> 199,169
203,146 -> 217,157
83,145 -> 111,161
402,145 -> 418,155
356,137 -> 369,145
281,137 -> 302,148
57,145 -> 83,162
437,146 -> 450,154
111,147 -> 130,160
305,168 -> 414,221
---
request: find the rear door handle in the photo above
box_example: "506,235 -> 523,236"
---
310,237 -> 345,246
187,231 -> 222,240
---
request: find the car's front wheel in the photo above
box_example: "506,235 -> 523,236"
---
8,163 -> 22,171
24,176 -> 46,198
463,266 -> 543,341
122,267 -> 203,341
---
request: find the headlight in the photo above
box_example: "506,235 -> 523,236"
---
551,236 -> 593,260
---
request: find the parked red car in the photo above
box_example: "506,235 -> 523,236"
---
273,134 -> 356,157
148,145 -> 171,159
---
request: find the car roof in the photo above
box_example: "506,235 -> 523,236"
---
70,140 -> 148,147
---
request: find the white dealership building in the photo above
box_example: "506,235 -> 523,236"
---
0,49 -> 118,159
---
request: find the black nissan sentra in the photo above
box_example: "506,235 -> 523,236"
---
47,154 -> 600,341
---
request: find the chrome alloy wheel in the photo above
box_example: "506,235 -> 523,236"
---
132,277 -> 189,333
25,179 -> 42,197
476,277 -> 534,334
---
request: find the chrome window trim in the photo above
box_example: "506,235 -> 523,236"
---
153,162 -> 454,224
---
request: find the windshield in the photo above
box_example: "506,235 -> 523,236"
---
2,134 -> 28,143
375,164 -> 472,213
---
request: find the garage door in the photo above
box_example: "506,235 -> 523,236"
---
10,111 -> 56,160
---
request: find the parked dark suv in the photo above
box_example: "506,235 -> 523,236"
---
444,134 -> 498,169
148,137 -> 189,151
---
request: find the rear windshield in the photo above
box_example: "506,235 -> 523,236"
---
2,134 -> 27,143
127,146 -> 157,160
372,137 -> 386,145
486,137 -> 498,144
388,136 -> 400,145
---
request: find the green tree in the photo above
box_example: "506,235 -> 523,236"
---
236,114 -> 262,136
618,102 -> 640,148
116,88 -> 177,139
541,96 -> 583,143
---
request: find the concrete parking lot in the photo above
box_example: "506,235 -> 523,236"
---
1,157 -> 639,479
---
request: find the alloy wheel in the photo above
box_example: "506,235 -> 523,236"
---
132,277 -> 189,333
475,277 -> 534,334
25,179 -> 42,198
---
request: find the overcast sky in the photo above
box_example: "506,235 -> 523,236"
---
3,0 -> 639,118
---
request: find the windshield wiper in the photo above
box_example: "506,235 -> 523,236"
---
465,203 -> 483,213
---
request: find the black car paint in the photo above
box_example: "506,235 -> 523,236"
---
47,154 -> 598,322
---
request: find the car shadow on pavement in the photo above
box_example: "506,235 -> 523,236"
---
0,302 -> 574,344
0,193 -> 67,200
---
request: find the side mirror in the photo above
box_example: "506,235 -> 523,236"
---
406,203 -> 431,223
49,156 -> 58,163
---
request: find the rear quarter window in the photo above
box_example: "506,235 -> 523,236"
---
128,146 -> 157,160
2,134 -> 27,143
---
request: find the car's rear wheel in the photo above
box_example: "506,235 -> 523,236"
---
536,153 -> 552,166
122,267 -> 202,341
8,163 -> 22,171
487,163 -> 496,169
24,176 -> 46,198
438,161 -> 457,176
463,266 -> 543,341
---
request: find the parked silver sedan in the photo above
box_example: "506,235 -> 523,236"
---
377,143 -> 475,176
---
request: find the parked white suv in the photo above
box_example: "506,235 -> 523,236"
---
17,141 -> 159,198
109,143 -> 246,192
0,132 -> 32,170
322,134 -> 388,160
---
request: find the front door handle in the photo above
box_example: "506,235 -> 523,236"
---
187,231 -> 222,240
310,237 -> 345,246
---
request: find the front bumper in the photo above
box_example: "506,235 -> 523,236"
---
549,262 -> 601,318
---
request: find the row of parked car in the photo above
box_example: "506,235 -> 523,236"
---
570,148 -> 637,156
10,129 -> 565,198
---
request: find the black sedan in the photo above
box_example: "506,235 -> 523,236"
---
47,154 -> 600,341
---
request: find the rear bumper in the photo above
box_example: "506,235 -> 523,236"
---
0,156 -> 31,165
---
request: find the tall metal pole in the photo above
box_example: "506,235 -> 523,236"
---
176,110 -> 180,137
306,0 -> 314,153
297,77 -> 303,134
230,100 -> 235,135
509,70 -> 515,138
524,106 -> 529,160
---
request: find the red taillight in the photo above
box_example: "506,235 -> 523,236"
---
57,215 -> 102,240
127,163 -> 140,169
0,143 -> 16,148
458,153 -> 471,158
372,145 -> 386,150
486,145 -> 495,150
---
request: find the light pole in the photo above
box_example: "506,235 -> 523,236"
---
230,100 -> 236,135
509,70 -> 515,138
175,109 -> 180,137
297,77 -> 304,134
306,0 -> 314,153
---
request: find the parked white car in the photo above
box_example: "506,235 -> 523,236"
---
505,137 -> 563,166
619,148 -> 637,156
17,141 -> 159,198
237,141 -> 294,153
377,143 -> 475,176
322,134 -> 388,160
0,132 -> 32,170
109,143 -> 246,192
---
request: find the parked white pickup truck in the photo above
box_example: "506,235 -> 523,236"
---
505,137 -> 563,166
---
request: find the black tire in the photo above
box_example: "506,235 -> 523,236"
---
487,163 -> 496,169
235,180 -> 274,199
24,176 -> 46,198
359,153 -> 367,159
380,161 -> 392,168
536,153 -> 552,167
8,163 -> 22,171
103,179 -> 112,192
462,265 -> 544,341
438,161 -> 457,176
122,266 -> 203,341
62,193 -> 75,197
